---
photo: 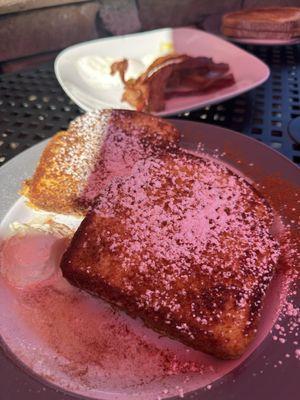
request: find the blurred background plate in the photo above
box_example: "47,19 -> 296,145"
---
54,27 -> 270,116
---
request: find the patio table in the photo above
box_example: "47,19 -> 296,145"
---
0,44 -> 300,167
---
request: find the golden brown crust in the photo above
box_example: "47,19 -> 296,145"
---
61,150 -> 280,359
21,110 -> 179,216
21,130 -> 86,215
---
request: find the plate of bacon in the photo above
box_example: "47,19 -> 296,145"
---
55,27 -> 270,115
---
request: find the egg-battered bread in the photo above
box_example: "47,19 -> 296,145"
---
61,150 -> 280,359
21,110 -> 179,215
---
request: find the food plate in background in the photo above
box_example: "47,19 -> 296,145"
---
54,27 -> 270,116
0,120 -> 298,400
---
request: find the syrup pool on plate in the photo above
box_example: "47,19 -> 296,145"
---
0,198 -> 291,400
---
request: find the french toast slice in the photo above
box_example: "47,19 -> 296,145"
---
61,150 -> 280,359
21,110 -> 179,215
222,7 -> 300,39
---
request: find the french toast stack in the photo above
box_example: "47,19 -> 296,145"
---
23,110 -> 280,359
222,7 -> 300,40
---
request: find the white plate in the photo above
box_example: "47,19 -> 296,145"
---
0,122 -> 299,400
54,27 -> 270,116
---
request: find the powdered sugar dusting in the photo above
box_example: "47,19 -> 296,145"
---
270,265 -> 299,363
60,110 -> 110,187
79,110 -> 179,206
24,111 -> 111,214
83,150 -> 281,358
25,110 -> 179,215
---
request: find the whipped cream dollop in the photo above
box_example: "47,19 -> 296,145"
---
77,41 -> 174,89
0,220 -> 72,289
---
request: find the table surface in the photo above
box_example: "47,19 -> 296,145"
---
0,44 -> 300,168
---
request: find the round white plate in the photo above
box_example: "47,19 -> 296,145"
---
0,122 -> 299,400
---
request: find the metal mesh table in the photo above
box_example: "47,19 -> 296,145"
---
1,44 -> 300,166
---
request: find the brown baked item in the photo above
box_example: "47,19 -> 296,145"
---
222,26 -> 300,40
61,150 -> 280,359
21,110 -> 179,215
222,7 -> 300,39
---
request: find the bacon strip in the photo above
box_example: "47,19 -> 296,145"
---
111,54 -> 235,112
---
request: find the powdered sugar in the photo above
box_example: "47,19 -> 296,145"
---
82,150 -> 281,357
58,110 -> 110,186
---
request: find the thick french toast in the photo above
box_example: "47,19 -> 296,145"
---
21,110 -> 179,215
222,7 -> 300,39
61,150 -> 280,359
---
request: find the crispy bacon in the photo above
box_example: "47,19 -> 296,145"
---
111,54 -> 235,112
110,59 -> 128,84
